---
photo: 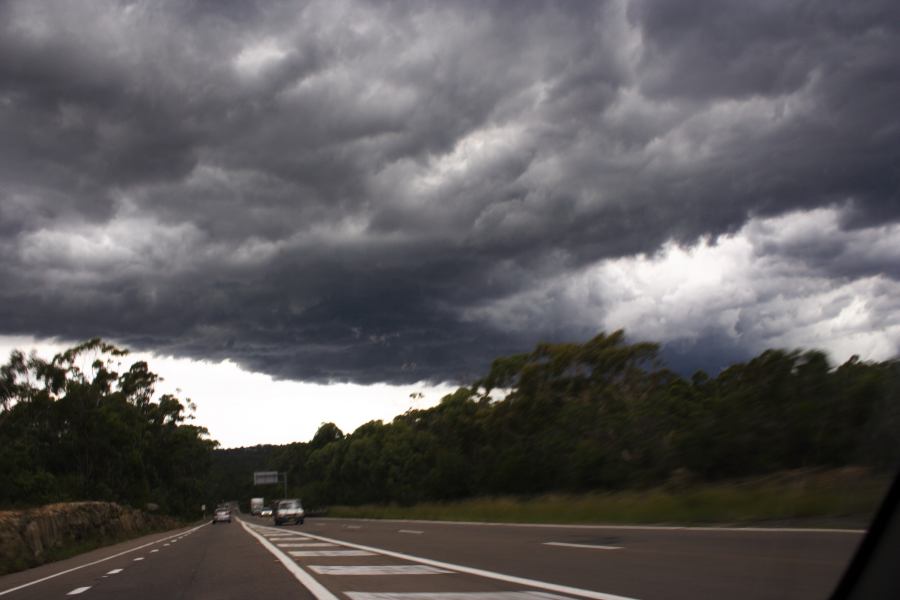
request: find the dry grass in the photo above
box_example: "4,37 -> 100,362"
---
327,468 -> 890,527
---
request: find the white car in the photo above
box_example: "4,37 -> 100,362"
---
260,507 -> 273,518
212,508 -> 232,524
273,499 -> 304,525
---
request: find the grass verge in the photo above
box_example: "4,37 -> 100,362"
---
326,468 -> 890,527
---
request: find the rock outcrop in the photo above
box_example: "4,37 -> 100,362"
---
0,502 -> 180,574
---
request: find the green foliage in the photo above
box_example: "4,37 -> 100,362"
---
219,331 -> 900,508
327,469 -> 889,525
0,339 -> 217,516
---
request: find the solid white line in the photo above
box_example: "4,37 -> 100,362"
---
239,519 -> 340,600
399,530 -> 424,535
322,518 -> 864,534
543,542 -> 622,550
67,587 -> 91,595
289,550 -> 375,557
0,523 -> 207,597
250,524 -> 639,600
346,593 -> 576,600
106,569 -> 123,575
310,565 -> 450,576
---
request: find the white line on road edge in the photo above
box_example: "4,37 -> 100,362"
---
543,542 -> 622,551
399,530 -> 424,535
321,518 -> 864,535
0,523 -> 208,597
66,587 -> 91,595
239,519 -> 340,600
249,524 -> 639,600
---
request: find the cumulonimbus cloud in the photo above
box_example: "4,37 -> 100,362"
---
0,0 -> 898,382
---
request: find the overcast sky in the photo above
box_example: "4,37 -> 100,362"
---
2,0 -> 898,445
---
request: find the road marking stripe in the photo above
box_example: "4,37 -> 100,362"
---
239,519 -> 340,600
399,529 -> 424,535
289,550 -> 375,557
250,525 -> 639,600
543,542 -> 622,550
133,557 -> 144,561
346,593 -> 576,600
322,518 -> 865,534
151,549 -> 160,553
277,543 -> 338,547
0,523 -> 207,597
310,565 -> 450,576
106,569 -> 123,575
66,587 -> 91,595
345,525 -> 362,529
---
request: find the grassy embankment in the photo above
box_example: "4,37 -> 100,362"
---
327,468 -> 890,527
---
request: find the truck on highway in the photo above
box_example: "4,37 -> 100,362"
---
250,497 -> 264,516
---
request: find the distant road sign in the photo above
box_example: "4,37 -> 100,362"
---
253,471 -> 279,485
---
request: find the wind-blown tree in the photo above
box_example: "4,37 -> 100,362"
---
0,339 -> 217,515
206,331 -> 900,508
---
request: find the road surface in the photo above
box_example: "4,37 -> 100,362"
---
0,515 -> 864,600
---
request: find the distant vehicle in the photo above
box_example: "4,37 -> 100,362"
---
212,507 -> 232,524
260,506 -> 273,518
273,499 -> 304,525
250,497 -> 264,515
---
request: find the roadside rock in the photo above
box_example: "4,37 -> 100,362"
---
0,502 -> 180,575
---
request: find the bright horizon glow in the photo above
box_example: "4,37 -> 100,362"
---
0,335 -> 456,449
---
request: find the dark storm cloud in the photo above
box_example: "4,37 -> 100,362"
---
1,0 -> 898,382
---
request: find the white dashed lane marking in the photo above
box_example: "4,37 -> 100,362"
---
133,557 -> 144,561
399,530 -> 424,535
66,587 -> 91,595
106,569 -> 123,575
543,542 -> 622,551
309,565 -> 451,576
289,550 -> 376,557
151,549 -> 159,553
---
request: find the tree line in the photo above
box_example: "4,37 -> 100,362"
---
219,331 -> 899,507
4,333 -> 897,513
0,339 -> 216,516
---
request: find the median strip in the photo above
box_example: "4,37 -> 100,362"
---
239,519 -> 340,600
249,523 -> 640,600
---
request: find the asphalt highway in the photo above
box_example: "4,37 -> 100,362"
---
0,516 -> 864,600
